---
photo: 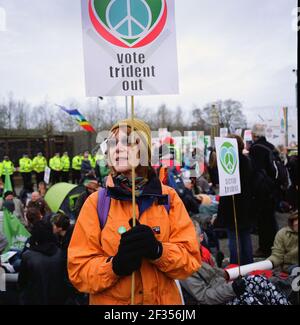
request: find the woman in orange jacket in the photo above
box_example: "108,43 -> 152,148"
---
68,119 -> 201,305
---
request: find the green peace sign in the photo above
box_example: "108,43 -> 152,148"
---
219,142 -> 237,175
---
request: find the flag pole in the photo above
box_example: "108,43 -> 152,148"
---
125,96 -> 128,119
232,195 -> 241,276
130,95 -> 136,305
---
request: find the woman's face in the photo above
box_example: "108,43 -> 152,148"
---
108,128 -> 140,174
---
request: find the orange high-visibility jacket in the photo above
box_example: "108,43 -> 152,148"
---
68,184 -> 201,305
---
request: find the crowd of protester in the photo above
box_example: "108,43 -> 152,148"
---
0,122 -> 298,305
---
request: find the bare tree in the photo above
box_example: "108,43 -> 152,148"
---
105,97 -> 122,126
155,104 -> 174,129
83,97 -> 105,131
0,93 -> 28,130
202,99 -> 247,131
6,92 -> 14,130
0,100 -> 8,129
191,107 -> 207,131
0,94 -> 247,137
14,100 -> 30,130
31,100 -> 56,134
173,106 -> 184,130
134,102 -> 153,123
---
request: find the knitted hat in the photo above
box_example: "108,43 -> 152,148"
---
110,118 -> 152,161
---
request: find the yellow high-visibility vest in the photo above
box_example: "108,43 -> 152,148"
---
61,155 -> 70,172
19,157 -> 33,173
49,156 -> 62,171
72,155 -> 82,170
32,156 -> 47,173
2,160 -> 14,175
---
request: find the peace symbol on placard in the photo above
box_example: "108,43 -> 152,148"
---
89,0 -> 167,48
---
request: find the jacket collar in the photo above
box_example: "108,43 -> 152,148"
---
255,136 -> 267,144
108,172 -> 163,196
286,226 -> 298,235
107,174 -> 169,217
254,136 -> 274,149
29,241 -> 58,256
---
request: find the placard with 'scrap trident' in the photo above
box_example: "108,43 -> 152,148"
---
215,137 -> 241,196
81,0 -> 179,96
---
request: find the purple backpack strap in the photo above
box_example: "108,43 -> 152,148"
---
97,189 -> 170,229
97,188 -> 111,229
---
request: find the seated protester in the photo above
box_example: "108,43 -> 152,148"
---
18,220 -> 66,305
192,175 -> 213,195
51,212 -> 87,305
267,210 -> 298,273
158,163 -> 201,216
0,191 -> 25,225
10,207 -> 43,272
26,198 -> 53,224
191,219 -> 214,267
74,179 -> 99,220
30,191 -> 41,203
51,213 -> 74,256
180,262 -> 289,305
181,174 -> 202,216
181,219 -> 289,305
10,207 -> 44,273
25,207 -> 43,233
191,194 -> 223,267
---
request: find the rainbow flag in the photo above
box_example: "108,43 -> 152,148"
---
57,105 -> 96,132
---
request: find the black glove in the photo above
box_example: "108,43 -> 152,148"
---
112,239 -> 142,276
120,219 -> 163,260
232,276 -> 246,297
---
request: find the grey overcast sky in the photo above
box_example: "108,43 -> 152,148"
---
0,0 -> 297,124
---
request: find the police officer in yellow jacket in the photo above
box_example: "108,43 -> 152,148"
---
88,153 -> 96,169
1,156 -> 15,190
61,152 -> 70,183
49,153 -> 62,184
32,152 -> 47,185
72,153 -> 82,184
19,154 -> 33,190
